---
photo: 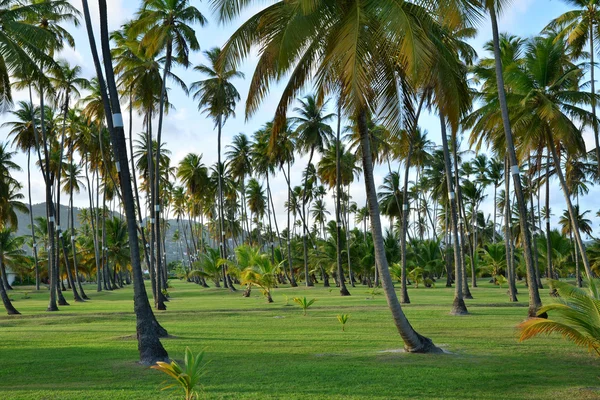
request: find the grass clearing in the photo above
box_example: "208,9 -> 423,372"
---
0,280 -> 598,399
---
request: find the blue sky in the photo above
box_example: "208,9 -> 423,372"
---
1,0 -> 598,238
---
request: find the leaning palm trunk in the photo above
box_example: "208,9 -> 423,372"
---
358,109 -> 440,352
440,115 -> 468,315
546,131 -> 593,278
490,7 -> 543,318
83,0 -> 168,364
0,254 -> 19,315
301,149 -> 314,287
545,152 -> 556,295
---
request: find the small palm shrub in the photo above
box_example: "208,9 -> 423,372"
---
337,314 -> 350,331
151,347 -> 207,400
293,297 -> 316,316
519,279 -> 600,356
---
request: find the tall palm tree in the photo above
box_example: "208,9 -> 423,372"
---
131,0 -> 205,301
292,95 -> 334,287
191,47 -> 243,290
215,0 -> 453,352
81,0 -> 169,364
482,0 -> 545,318
226,133 -> 253,244
3,103 -> 41,289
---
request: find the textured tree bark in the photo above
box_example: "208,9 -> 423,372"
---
84,0 -> 168,364
505,159 -> 518,302
358,109 -> 441,352
0,256 -> 19,315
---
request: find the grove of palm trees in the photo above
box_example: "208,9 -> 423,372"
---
1,0 -> 600,398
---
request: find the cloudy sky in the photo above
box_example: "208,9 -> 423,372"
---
1,0 -> 598,238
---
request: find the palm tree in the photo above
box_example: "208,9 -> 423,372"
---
131,0 -> 206,304
3,102 -> 42,289
482,0 -> 544,318
226,133 -> 253,244
191,47 -> 243,291
291,95 -> 334,287
519,279 -> 600,356
215,0 -> 452,352
81,0 -> 169,364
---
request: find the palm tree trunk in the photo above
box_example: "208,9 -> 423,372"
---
302,148 -> 315,287
88,0 -> 169,361
39,86 -> 59,312
129,96 -> 153,300
505,157 -> 518,302
440,114 -> 468,315
26,148 -> 40,291
153,40 -> 172,308
285,161 -> 297,287
490,7 -> 543,318
400,140 -> 413,304
358,109 -> 440,352
589,23 -> 600,177
335,102 -> 350,296
0,253 -> 19,315
452,134 -> 472,300
545,152 -> 555,292
546,131 -> 593,278
217,116 -> 235,291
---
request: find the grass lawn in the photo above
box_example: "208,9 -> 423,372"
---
0,279 -> 598,399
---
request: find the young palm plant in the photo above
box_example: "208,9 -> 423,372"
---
151,347 -> 207,400
519,279 -> 600,356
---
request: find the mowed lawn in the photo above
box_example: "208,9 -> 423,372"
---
0,279 -> 598,399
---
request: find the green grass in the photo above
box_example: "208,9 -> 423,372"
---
0,279 -> 598,399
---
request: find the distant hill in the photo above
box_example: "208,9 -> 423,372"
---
14,203 -> 189,264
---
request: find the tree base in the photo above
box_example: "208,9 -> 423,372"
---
46,304 -> 59,312
450,297 -> 468,315
405,333 -> 445,354
339,287 -> 351,296
58,299 -> 70,306
156,302 -> 167,311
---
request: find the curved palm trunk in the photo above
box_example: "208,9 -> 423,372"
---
335,103 -> 350,296
546,131 -> 593,278
147,127 -> 163,307
68,143 -> 88,300
505,158 -> 518,302
490,7 -> 543,318
358,109 -> 441,352
0,254 -> 19,315
440,115 -> 468,315
86,0 -> 169,363
545,153 -> 556,295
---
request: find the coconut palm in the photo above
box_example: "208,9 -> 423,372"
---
81,0 -> 169,364
0,229 -> 23,315
481,0 -> 545,318
291,95 -> 334,287
214,0 -> 456,352
191,47 -> 243,291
